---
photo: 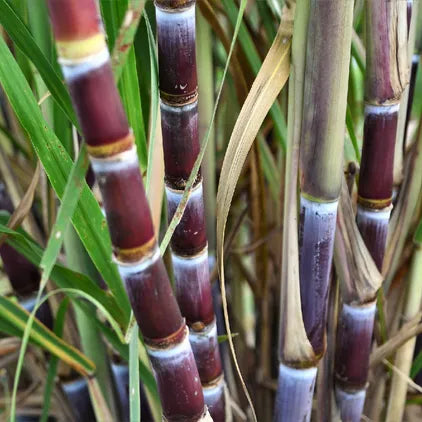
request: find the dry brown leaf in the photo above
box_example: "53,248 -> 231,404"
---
0,161 -> 40,247
216,19 -> 292,420
370,312 -> 422,367
278,1 -> 315,365
334,179 -> 383,304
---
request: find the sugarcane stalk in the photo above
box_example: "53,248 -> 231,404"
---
0,183 -> 54,329
357,0 -> 408,268
275,1 -> 354,419
111,360 -> 154,422
297,0 -> 354,359
46,1 -> 209,420
333,181 -> 384,422
61,376 -> 96,422
333,3 -> 409,420
275,0 -> 312,419
154,1 -> 225,419
335,302 -> 376,421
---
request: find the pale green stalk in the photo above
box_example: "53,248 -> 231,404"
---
385,242 -> 422,421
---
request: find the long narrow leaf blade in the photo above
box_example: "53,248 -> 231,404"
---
0,0 -> 77,125
0,296 -> 94,375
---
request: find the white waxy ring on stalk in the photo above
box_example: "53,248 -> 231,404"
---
172,247 -> 209,289
117,247 -> 161,274
342,302 -> 377,321
335,388 -> 366,422
189,318 -> 218,347
364,103 -> 400,116
160,100 -> 197,114
274,363 -> 317,422
165,181 -> 203,207
155,3 -> 195,26
146,326 -> 193,362
60,48 -> 110,81
356,205 -> 392,224
90,144 -> 138,173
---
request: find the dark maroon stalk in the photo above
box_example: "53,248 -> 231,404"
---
0,183 -> 53,329
335,3 -> 408,419
155,0 -> 225,419
357,0 -> 408,268
47,1 -> 207,419
335,303 -> 376,391
62,377 -> 96,422
413,334 -> 422,386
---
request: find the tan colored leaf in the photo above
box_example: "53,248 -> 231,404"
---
278,0 -> 315,365
334,180 -> 383,304
0,161 -> 40,247
216,18 -> 292,418
370,312 -> 422,367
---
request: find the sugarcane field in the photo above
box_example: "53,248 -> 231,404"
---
1,0 -> 422,421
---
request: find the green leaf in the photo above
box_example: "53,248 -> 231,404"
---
9,144 -> 91,422
0,0 -> 77,126
101,0 -> 148,171
0,295 -> 94,375
411,349 -> 422,378
0,216 -> 124,327
130,324 -> 141,422
0,218 -> 159,413
0,35 -> 130,320
145,13 -> 160,195
41,298 -> 70,422
346,104 -> 361,162
121,49 -> 148,171
39,144 -> 89,289
415,218 -> 422,245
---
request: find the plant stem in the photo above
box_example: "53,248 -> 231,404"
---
335,3 -> 409,420
46,1 -> 208,420
275,0 -> 313,420
197,8 -> 216,252
357,0 -> 408,268
385,243 -> 422,421
297,0 -> 354,358
154,1 -> 225,419
276,0 -> 354,419
62,377 -> 96,422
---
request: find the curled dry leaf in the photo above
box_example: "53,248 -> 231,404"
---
277,0 -> 316,366
334,180 -> 383,305
370,312 -> 422,367
216,11 -> 293,419
384,117 -> 422,290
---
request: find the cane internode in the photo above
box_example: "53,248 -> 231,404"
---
47,0 -> 207,419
